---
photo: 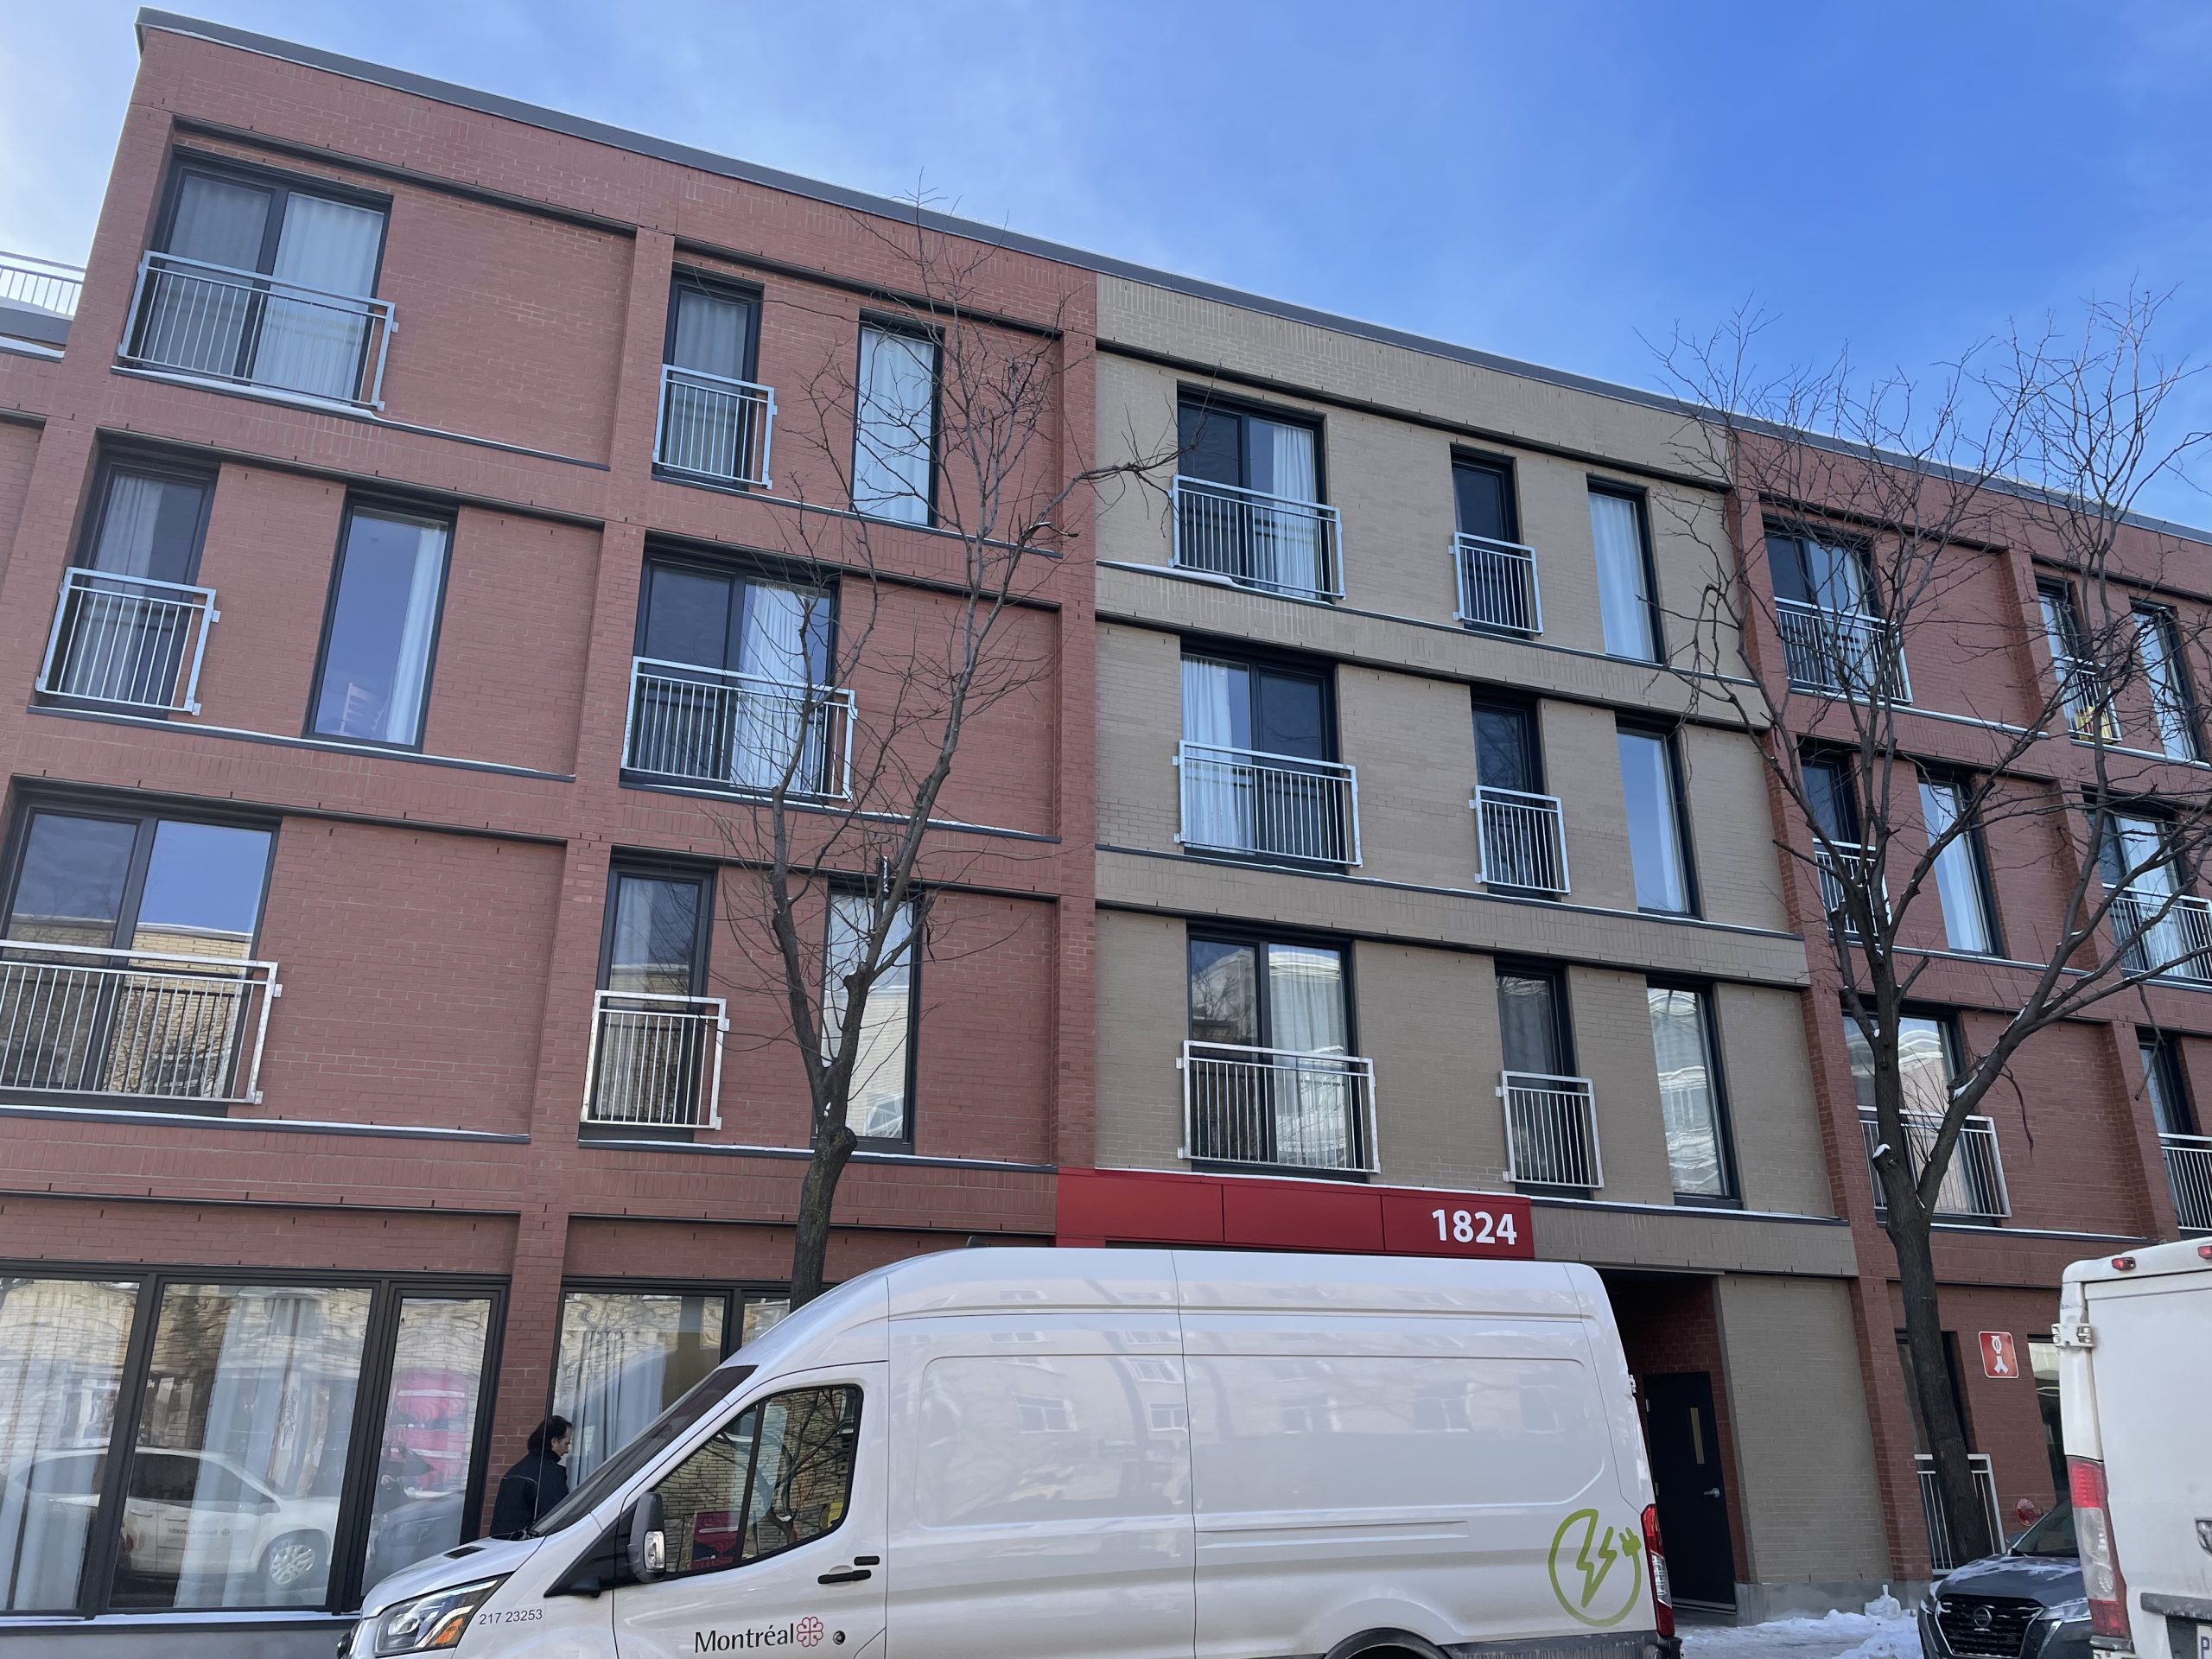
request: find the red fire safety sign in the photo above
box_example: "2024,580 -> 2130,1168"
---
1979,1331 -> 2018,1378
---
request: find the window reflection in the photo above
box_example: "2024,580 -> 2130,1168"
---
554,1291 -> 727,1483
361,1298 -> 493,1598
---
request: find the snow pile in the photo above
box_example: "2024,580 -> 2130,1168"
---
1685,1605 -> 1922,1659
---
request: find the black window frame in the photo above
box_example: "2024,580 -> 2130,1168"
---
851,315 -> 944,528
1452,450 -> 1521,544
1916,767 -> 2005,957
70,447 -> 219,588
662,270 -> 764,386
1588,480 -> 1663,662
1616,718 -> 1701,918
1178,639 -> 1346,870
302,495 -> 458,754
1471,692 -> 1558,901
823,882 -> 923,1154
1764,522 -> 1878,615
1645,976 -> 1741,1208
1175,388 -> 1330,506
1799,748 -> 1865,846
2137,1029 -> 2198,1137
149,154 -> 393,289
1495,957 -> 1588,1195
628,543 -> 841,680
2132,601 -> 2203,760
584,859 -> 718,1144
0,1259 -> 505,1621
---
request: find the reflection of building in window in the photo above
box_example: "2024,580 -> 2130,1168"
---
1414,1389 -> 1473,1433
653,1388 -> 858,1580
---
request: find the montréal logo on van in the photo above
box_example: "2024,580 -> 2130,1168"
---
693,1616 -> 826,1651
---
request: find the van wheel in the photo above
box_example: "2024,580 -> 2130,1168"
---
260,1533 -> 326,1594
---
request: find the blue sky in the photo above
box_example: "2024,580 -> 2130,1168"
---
7,2 -> 2211,519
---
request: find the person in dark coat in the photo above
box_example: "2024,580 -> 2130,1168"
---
489,1416 -> 572,1537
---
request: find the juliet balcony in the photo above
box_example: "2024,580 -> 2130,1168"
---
1176,741 -> 1361,867
1777,598 -> 1910,701
37,568 -> 220,715
1179,1039 -> 1377,1174
1472,785 -> 1570,895
1499,1071 -> 1603,1190
1453,532 -> 1541,636
653,363 -> 777,489
1171,475 -> 1344,601
2162,1132 -> 2212,1232
623,658 -> 856,801
1861,1110 -> 2011,1223
121,251 -> 395,409
2110,888 -> 2212,985
582,990 -> 728,1131
0,250 -> 81,349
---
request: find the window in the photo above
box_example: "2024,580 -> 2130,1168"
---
1177,396 -> 1334,599
658,276 -> 768,486
586,868 -> 716,1130
2040,580 -> 2113,740
550,1286 -> 788,1484
1473,698 -> 1541,796
1846,1011 -> 1955,1117
825,893 -> 917,1145
44,456 -> 217,712
1648,983 -> 1733,1200
2134,605 -> 2200,760
1473,698 -> 1564,896
652,1386 -> 859,1579
2096,809 -> 2202,978
1186,932 -> 1363,1170
0,1270 -> 499,1618
853,323 -> 938,524
1453,458 -> 1534,635
1767,528 -> 1872,613
1617,725 -> 1694,914
2139,1033 -> 2196,1136
1496,965 -> 1595,1191
1179,652 -> 1347,865
308,504 -> 451,749
1767,527 -> 1893,694
626,556 -> 837,794
1589,486 -> 1657,661
1497,964 -> 1571,1079
1802,753 -> 1870,934
1918,775 -> 1997,955
137,162 -> 388,404
1454,457 -> 1516,545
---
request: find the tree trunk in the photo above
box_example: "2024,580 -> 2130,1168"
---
789,1118 -> 855,1309
1888,1175 -> 1994,1566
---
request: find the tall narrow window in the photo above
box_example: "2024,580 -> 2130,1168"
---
1176,397 -> 1333,599
2041,580 -> 2113,741
1589,487 -> 1656,661
825,893 -> 917,1144
588,868 -> 715,1130
1497,966 -> 1570,1078
2139,1033 -> 2196,1136
1473,698 -> 1563,895
310,505 -> 450,748
2134,605 -> 2200,760
1918,775 -> 1996,955
46,457 -> 216,712
658,276 -> 766,486
1497,963 -> 1597,1189
1453,458 -> 1534,635
1618,725 -> 1693,914
1648,983 -> 1732,1200
853,323 -> 938,524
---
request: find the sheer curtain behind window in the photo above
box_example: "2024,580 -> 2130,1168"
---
853,327 -> 936,523
1919,779 -> 1992,954
255,197 -> 382,401
1590,492 -> 1656,660
1251,419 -> 1319,594
1181,658 -> 1252,850
147,175 -> 269,378
1267,944 -> 1349,1166
731,583 -> 820,791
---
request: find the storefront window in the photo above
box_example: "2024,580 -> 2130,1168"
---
362,1298 -> 495,1598
0,1276 -> 139,1611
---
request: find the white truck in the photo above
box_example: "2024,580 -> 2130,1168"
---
2056,1236 -> 2212,1659
348,1247 -> 1675,1659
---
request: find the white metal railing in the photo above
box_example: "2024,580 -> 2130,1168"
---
2110,889 -> 2212,985
582,990 -> 728,1129
1916,1453 -> 2003,1573
1454,533 -> 1541,635
1171,475 -> 1343,601
1500,1071 -> 1603,1189
36,568 -> 219,715
1861,1111 -> 2012,1221
2054,657 -> 2119,741
1472,785 -> 1570,894
624,658 -> 855,801
1777,598 -> 1910,701
1816,842 -> 1887,936
122,251 -> 395,409
1176,741 -> 1360,865
0,251 -> 82,319
653,364 -> 776,488
0,940 -> 278,1104
2162,1132 -> 2212,1232
1179,1040 -> 1376,1173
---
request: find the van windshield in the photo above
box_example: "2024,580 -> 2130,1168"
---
528,1365 -> 755,1536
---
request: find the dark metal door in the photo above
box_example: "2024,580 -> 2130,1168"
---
1644,1371 -> 1736,1608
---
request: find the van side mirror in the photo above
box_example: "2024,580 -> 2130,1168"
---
627,1491 -> 666,1584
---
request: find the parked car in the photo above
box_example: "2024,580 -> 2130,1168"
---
1918,1503 -> 2087,1659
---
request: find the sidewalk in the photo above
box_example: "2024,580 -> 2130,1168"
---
1683,1607 -> 1922,1659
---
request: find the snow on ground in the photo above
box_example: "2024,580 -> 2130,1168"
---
1684,1605 -> 1922,1659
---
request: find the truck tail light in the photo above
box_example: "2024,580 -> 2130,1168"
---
2068,1456 -> 2128,1640
1642,1503 -> 1675,1637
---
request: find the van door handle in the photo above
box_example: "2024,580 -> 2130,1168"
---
817,1568 -> 872,1585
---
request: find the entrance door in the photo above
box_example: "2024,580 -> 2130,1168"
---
613,1369 -> 887,1659
1643,1373 -> 1736,1608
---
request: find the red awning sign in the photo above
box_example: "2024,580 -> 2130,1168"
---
1979,1331 -> 2018,1378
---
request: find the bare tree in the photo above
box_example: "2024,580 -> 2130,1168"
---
1656,293 -> 2209,1562
613,202 -> 1174,1309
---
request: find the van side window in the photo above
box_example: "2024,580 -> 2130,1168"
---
652,1386 -> 860,1578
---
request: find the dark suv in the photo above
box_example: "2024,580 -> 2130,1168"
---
1919,1504 -> 2088,1659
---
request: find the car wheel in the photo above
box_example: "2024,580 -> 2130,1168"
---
259,1532 -> 326,1595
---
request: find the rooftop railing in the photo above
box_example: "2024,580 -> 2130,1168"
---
2162,1131 -> 2212,1232
36,568 -> 219,715
1171,475 -> 1343,601
1500,1071 -> 1603,1189
1179,1040 -> 1376,1173
1860,1110 -> 2011,1222
0,940 -> 278,1106
122,251 -> 395,409
2110,889 -> 2212,985
582,990 -> 728,1130
1777,598 -> 1911,702
1453,532 -> 1541,636
1176,741 -> 1360,866
0,251 -> 82,326
624,658 -> 855,801
1473,785 -> 1570,895
653,364 -> 776,489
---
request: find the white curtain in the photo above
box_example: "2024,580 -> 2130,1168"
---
378,519 -> 448,747
731,583 -> 817,791
66,474 -> 192,705
1253,419 -> 1320,593
1268,944 -> 1348,1166
1918,780 -> 1991,954
146,175 -> 269,378
1648,987 -> 1723,1196
2137,612 -> 2196,759
256,195 -> 382,400
1180,658 -> 1252,850
853,327 -> 936,524
1590,492 -> 1656,660
1811,537 -> 1867,612
668,289 -> 754,478
91,474 -> 166,576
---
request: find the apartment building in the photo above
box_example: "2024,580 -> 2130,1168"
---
0,15 -> 1094,1653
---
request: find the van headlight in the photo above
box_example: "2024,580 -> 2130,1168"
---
372,1577 -> 505,1655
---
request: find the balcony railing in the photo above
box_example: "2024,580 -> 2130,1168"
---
1179,1040 -> 1376,1173
2054,657 -> 2119,742
1171,475 -> 1343,601
1500,1071 -> 1603,1189
2162,1132 -> 2212,1232
582,990 -> 728,1130
1816,842 -> 1887,937
1473,785 -> 1570,894
1916,1453 -> 2003,1573
2110,889 -> 2212,984
36,568 -> 219,715
624,658 -> 855,801
1777,598 -> 1910,701
1861,1111 -> 2011,1222
1176,741 -> 1360,866
653,364 -> 776,489
1453,533 -> 1541,635
122,251 -> 395,409
0,251 -> 82,339
0,940 -> 278,1105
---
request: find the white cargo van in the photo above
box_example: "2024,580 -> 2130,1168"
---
348,1248 -> 1675,1659
2056,1237 -> 2212,1659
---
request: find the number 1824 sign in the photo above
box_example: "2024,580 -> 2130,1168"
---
1379,1192 -> 1536,1260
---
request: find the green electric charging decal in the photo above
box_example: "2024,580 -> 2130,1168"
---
1547,1509 -> 1644,1627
